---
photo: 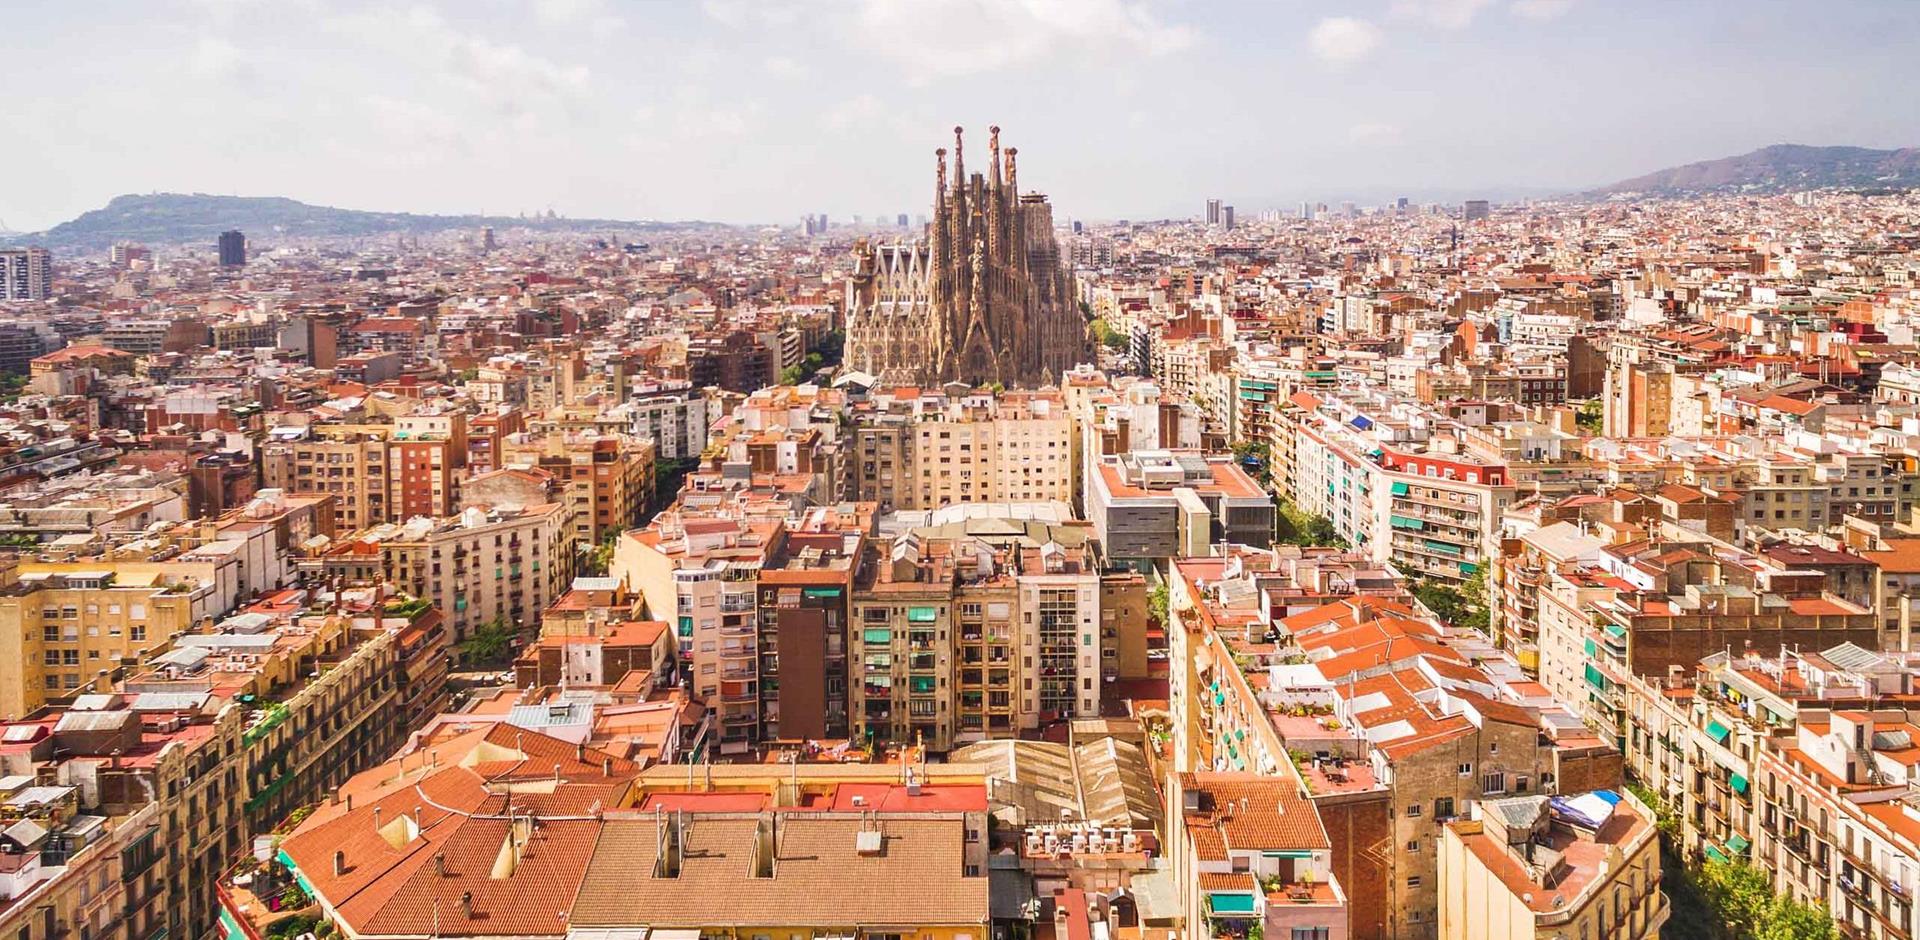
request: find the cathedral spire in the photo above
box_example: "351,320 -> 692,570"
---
951,126 -> 965,198
1005,147 -> 1017,196
989,125 -> 1002,191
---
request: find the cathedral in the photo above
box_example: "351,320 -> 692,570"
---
844,126 -> 1091,388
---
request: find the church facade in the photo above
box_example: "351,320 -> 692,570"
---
844,126 -> 1091,388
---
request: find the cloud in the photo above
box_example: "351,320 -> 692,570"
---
1348,122 -> 1401,145
826,93 -> 886,131
844,0 -> 1196,82
1309,17 -> 1381,65
764,55 -> 808,79
189,36 -> 252,79
532,0 -> 626,32
1390,0 -> 1496,29
325,6 -> 589,119
1510,0 -> 1575,20
700,0 -> 802,29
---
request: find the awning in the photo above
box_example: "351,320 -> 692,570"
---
1726,834 -> 1750,854
1704,845 -> 1728,863
1208,892 -> 1257,915
1604,623 -> 1628,640
1584,664 -> 1609,692
652,931 -> 702,940
1391,482 -> 1410,496
907,606 -> 937,622
1730,774 -> 1749,795
1263,850 -> 1315,859
1706,721 -> 1731,744
862,628 -> 892,644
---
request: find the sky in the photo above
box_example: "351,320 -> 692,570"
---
4,0 -> 1920,231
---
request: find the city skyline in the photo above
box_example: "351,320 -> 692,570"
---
5,0 -> 1920,231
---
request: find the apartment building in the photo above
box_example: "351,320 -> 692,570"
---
847,387 -> 1073,510
755,526 -> 860,742
1440,792 -> 1668,940
1617,642 -> 1920,939
1533,527 -> 1878,752
619,387 -> 711,460
261,424 -> 393,531
1086,450 -> 1273,568
1169,555 -> 1623,940
615,514 -> 781,754
0,247 -> 53,301
303,503 -> 572,640
0,568 -> 212,720
1167,771 -> 1349,940
851,512 -> 1109,751
502,430 -> 654,544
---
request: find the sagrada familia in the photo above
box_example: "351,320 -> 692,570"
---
844,126 -> 1091,388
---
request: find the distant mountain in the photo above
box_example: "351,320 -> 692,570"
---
1590,144 -> 1920,196
4,193 -> 705,250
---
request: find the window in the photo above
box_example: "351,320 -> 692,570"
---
1291,930 -> 1330,940
1483,772 -> 1506,794
1435,797 -> 1454,818
1406,804 -> 1422,817
1406,840 -> 1420,852
1407,876 -> 1422,887
1458,762 -> 1473,776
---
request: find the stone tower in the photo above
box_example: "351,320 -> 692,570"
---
845,126 -> 1090,387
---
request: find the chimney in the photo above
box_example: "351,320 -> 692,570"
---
332,850 -> 346,877
602,756 -> 613,777
459,891 -> 473,918
373,806 -> 383,829
346,793 -> 354,812
434,852 -> 446,876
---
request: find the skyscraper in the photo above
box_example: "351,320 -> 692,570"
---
0,248 -> 52,301
217,230 -> 246,267
845,125 -> 1090,387
1464,199 -> 1491,221
1206,198 -> 1221,225
1222,206 -> 1236,230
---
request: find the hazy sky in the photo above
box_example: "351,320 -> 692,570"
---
5,0 -> 1919,231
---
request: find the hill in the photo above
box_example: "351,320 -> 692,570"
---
4,193 -> 700,250
1591,144 -> 1920,196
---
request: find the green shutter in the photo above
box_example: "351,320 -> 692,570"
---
1391,482 -> 1410,496
803,587 -> 842,598
862,628 -> 892,644
1706,721 -> 1731,744
1730,774 -> 1749,795
907,606 -> 937,622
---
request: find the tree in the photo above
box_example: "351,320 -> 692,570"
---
779,364 -> 808,385
461,618 -> 517,668
1148,580 -> 1170,627
1275,497 -> 1345,549
1230,440 -> 1272,488
1575,398 -> 1603,433
1756,897 -> 1835,940
1090,318 -> 1129,352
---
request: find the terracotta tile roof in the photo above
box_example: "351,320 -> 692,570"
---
279,724 -> 640,937
1178,772 -> 1329,854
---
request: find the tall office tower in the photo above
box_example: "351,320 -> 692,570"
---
217,230 -> 246,267
897,213 -> 909,227
1341,201 -> 1357,218
1300,201 -> 1313,220
1206,198 -> 1221,225
1464,199 -> 1491,221
0,248 -> 52,301
1222,206 -> 1235,230
481,226 -> 498,252
1396,196 -> 1410,214
845,125 -> 1091,387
